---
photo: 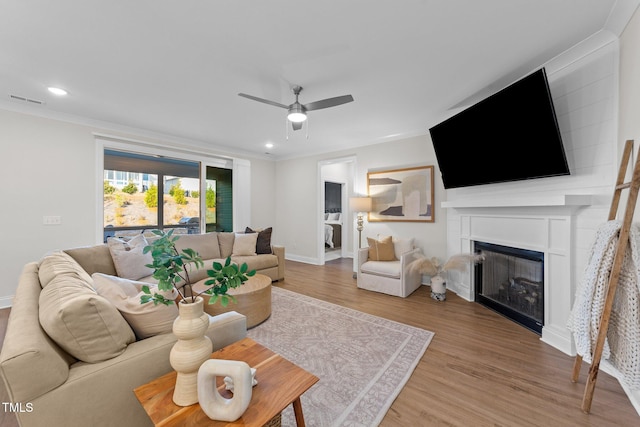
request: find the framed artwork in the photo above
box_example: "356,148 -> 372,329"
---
367,165 -> 434,222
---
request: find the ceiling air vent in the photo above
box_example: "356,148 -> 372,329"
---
9,94 -> 45,105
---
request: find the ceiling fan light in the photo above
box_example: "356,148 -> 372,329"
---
287,105 -> 307,122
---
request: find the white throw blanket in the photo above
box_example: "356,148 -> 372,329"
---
567,220 -> 640,389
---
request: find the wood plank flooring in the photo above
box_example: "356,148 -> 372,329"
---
279,258 -> 638,427
1,258 -> 638,426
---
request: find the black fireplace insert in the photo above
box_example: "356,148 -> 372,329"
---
474,241 -> 544,334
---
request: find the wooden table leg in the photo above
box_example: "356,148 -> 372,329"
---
292,397 -> 306,427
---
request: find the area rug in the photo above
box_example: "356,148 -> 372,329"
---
247,287 -> 434,427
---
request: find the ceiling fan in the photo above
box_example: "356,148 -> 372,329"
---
238,86 -> 354,130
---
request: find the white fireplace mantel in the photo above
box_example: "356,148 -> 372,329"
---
441,194 -> 592,209
442,194 -> 593,355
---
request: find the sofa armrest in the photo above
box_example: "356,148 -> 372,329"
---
358,247 -> 369,273
401,248 -> 423,288
0,263 -> 73,403
206,311 -> 247,350
400,247 -> 422,268
272,245 -> 285,280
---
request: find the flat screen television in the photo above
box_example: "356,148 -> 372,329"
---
429,68 -> 569,189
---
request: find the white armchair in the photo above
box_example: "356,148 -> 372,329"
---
357,237 -> 422,297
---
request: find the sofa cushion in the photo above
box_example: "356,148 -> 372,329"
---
39,274 -> 135,363
107,234 -> 154,280
92,273 -> 178,340
65,244 -> 118,276
367,236 -> 396,261
174,232 -> 221,260
245,227 -> 272,254
361,260 -> 402,279
393,237 -> 415,259
218,232 -> 235,258
230,254 -> 278,271
38,251 -> 93,289
232,232 -> 258,256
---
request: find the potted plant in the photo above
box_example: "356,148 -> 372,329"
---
140,229 -> 256,306
409,253 -> 484,301
140,229 -> 256,406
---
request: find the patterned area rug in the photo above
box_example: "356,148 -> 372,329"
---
247,287 -> 434,427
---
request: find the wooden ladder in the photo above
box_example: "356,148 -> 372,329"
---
571,139 -> 640,413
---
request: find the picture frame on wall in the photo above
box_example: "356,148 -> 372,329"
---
367,165 -> 434,222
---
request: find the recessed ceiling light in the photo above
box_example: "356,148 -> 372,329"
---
265,143 -> 274,149
47,87 -> 68,96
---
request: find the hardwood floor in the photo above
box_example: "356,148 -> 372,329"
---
279,258 -> 638,427
1,258 -> 637,426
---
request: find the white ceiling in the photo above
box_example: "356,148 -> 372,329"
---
1,1 -> 637,160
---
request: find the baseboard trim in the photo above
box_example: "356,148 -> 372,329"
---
285,254 -> 322,265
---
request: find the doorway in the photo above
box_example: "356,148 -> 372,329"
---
324,181 -> 345,261
319,157 -> 356,265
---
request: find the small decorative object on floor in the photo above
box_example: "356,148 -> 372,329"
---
198,359 -> 253,422
409,253 -> 484,302
430,276 -> 447,301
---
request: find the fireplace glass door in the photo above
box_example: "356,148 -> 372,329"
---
475,242 -> 544,334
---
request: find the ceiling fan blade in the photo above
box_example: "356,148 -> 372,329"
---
304,94 -> 354,111
238,93 -> 288,109
292,121 -> 303,131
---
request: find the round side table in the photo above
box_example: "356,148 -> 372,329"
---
192,273 -> 272,328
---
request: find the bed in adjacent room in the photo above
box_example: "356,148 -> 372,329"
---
324,211 -> 342,249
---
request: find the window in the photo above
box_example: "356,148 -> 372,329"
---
103,149 -> 201,241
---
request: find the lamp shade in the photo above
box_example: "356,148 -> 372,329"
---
349,197 -> 372,213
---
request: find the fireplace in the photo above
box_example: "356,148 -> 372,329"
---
474,241 -> 544,334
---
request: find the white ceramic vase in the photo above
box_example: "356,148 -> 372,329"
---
170,296 -> 213,406
430,275 -> 446,301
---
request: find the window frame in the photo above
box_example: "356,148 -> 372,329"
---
95,136 -> 238,244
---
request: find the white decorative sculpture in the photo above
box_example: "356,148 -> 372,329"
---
197,359 -> 253,422
224,368 -> 257,391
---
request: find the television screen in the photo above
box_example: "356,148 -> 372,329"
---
429,68 -> 569,189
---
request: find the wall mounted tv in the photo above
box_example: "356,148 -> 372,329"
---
429,68 -> 569,189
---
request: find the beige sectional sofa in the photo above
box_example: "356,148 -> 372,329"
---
0,230 -> 284,427
171,231 -> 285,283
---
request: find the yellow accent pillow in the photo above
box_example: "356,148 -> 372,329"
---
367,236 -> 396,261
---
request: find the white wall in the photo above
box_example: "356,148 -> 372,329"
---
618,5 -> 640,414
276,135 -> 448,270
0,108 -> 277,305
444,32 -> 620,290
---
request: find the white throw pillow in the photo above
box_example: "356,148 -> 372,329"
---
107,234 -> 154,280
232,232 -> 258,256
92,273 -> 178,340
393,237 -> 415,259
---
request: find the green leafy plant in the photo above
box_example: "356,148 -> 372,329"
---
104,180 -> 116,194
122,181 -> 138,194
173,186 -> 187,205
204,257 -> 256,307
206,186 -> 216,208
144,184 -> 158,208
140,229 -> 255,307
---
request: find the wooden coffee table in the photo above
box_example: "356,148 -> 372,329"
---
134,337 -> 319,427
